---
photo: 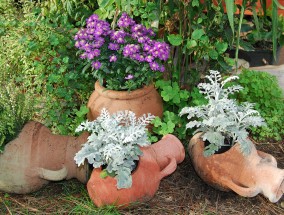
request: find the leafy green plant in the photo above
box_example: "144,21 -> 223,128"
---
94,0 -> 160,28
40,0 -> 96,26
149,80 -> 190,142
0,82 -> 34,152
180,70 -> 266,156
0,0 -> 94,135
160,0 -> 233,88
235,69 -> 284,141
74,108 -> 155,189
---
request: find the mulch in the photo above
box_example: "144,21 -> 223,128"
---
0,141 -> 283,215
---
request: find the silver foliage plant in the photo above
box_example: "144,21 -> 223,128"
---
180,70 -> 266,156
74,108 -> 155,189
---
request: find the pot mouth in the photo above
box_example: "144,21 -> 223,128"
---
203,135 -> 234,155
94,81 -> 155,100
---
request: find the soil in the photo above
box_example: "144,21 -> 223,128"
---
0,141 -> 283,215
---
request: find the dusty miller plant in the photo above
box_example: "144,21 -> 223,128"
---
74,108 -> 155,189
180,70 -> 266,157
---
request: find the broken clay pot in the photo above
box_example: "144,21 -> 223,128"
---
87,134 -> 185,207
189,133 -> 284,203
0,121 -> 89,194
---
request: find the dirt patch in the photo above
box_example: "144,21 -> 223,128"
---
1,142 -> 283,214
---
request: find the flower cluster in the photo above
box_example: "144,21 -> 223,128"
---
75,13 -> 170,91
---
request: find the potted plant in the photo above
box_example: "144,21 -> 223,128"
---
0,83 -> 89,194
179,70 -> 284,203
74,108 -> 185,207
74,12 -> 170,120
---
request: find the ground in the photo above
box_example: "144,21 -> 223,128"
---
0,141 -> 283,214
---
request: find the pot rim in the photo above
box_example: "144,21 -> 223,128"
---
193,132 -> 241,157
94,81 -> 155,100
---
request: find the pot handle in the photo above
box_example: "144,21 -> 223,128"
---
159,157 -> 177,180
221,177 -> 260,197
38,166 -> 68,181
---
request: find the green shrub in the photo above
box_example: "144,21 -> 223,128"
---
0,82 -> 34,152
0,0 -> 94,135
236,69 -> 284,141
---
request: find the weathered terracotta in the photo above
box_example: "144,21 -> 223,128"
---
189,133 -> 284,203
0,121 -> 89,194
87,134 -> 185,207
87,81 -> 163,121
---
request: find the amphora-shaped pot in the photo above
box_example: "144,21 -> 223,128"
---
87,81 -> 163,121
87,134 -> 185,207
189,133 -> 284,203
0,121 -> 89,194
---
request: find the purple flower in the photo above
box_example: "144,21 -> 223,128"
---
145,55 -> 154,62
159,65 -> 165,72
149,62 -> 159,71
109,55 -> 117,62
87,52 -> 95,59
80,53 -> 87,59
117,12 -> 135,28
143,44 -> 151,52
92,49 -> 101,57
86,14 -> 99,24
108,43 -> 120,50
93,37 -> 105,48
110,30 -> 127,43
91,61 -> 101,70
125,74 -> 134,80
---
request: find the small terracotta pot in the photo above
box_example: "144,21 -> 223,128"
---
189,133 -> 284,203
87,81 -> 163,121
0,121 -> 89,194
87,134 -> 185,207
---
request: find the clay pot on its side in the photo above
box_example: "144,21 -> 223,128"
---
87,134 -> 185,207
87,81 -> 163,121
0,121 -> 89,194
189,133 -> 284,203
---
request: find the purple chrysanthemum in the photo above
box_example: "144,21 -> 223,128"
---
108,43 -> 120,51
145,55 -> 154,63
109,55 -> 117,62
149,62 -> 159,71
117,12 -> 135,28
159,65 -> 165,72
125,74 -> 134,80
91,61 -> 101,70
110,30 -> 127,43
80,53 -> 87,59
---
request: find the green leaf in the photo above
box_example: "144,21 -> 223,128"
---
100,169 -> 109,179
167,34 -> 183,46
191,29 -> 205,40
209,49 -> 218,59
225,0 -> 235,37
186,39 -> 197,49
192,0 -> 199,7
215,41 -> 228,54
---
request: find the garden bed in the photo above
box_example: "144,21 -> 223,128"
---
1,141 -> 283,214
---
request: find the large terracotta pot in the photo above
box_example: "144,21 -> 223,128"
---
0,121 -> 89,194
87,81 -> 163,121
189,133 -> 284,203
87,134 -> 185,207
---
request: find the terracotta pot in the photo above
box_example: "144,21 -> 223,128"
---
0,121 -> 89,194
87,134 -> 185,207
87,81 -> 163,121
189,133 -> 284,203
